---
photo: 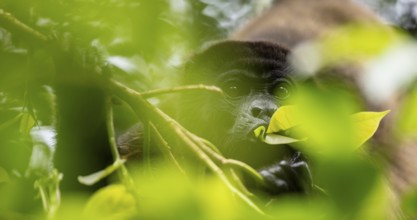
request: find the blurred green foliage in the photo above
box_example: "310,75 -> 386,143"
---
1,0 -> 417,220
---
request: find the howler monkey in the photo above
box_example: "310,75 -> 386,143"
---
118,0 -> 387,196
178,41 -> 311,194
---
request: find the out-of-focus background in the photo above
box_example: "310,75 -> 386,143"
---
1,0 -> 417,219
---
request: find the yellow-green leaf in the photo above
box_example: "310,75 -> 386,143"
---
351,110 -> 390,148
260,106 -> 388,149
266,105 -> 300,133
85,184 -> 137,219
253,126 -> 266,141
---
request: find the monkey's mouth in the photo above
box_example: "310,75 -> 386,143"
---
247,123 -> 270,142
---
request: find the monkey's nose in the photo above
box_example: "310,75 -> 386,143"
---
249,100 -> 277,122
250,106 -> 263,118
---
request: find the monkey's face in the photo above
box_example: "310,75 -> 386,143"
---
179,41 -> 296,162
214,69 -> 296,166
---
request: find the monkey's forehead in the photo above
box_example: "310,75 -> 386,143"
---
189,40 -> 289,65
183,41 -> 291,82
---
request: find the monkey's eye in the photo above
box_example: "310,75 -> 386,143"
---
273,80 -> 292,100
222,80 -> 247,98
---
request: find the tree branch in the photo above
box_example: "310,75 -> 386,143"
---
140,84 -> 223,97
0,9 -> 48,42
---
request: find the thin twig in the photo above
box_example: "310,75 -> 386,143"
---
143,122 -> 153,173
140,84 -> 223,97
149,122 -> 186,175
106,97 -> 121,160
189,132 -> 265,184
0,9 -> 48,42
174,125 -> 265,214
105,97 -> 139,205
227,168 -> 254,197
186,132 -> 254,196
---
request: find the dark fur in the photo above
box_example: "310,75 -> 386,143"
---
177,40 -> 311,193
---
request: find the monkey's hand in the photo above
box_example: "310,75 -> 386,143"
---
258,152 -> 313,195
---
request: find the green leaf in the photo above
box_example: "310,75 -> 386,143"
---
266,105 -> 299,133
19,113 -> 36,136
259,106 -> 389,149
85,184 -> 137,219
351,110 -> 390,148
0,166 -> 9,183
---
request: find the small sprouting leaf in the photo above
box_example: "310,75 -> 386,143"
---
267,105 -> 300,133
253,126 -> 266,141
351,110 -> 390,148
